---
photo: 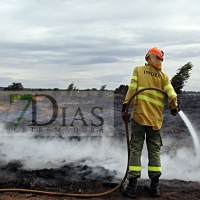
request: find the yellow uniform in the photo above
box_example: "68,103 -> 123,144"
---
124,64 -> 177,130
122,47 -> 179,198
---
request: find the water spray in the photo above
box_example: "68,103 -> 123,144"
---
172,99 -> 200,152
178,110 -> 200,152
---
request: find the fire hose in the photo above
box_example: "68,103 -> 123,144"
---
0,88 -> 166,198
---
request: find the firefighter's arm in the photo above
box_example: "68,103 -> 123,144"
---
122,67 -> 138,122
163,75 -> 180,116
168,95 -> 180,116
123,67 -> 138,104
170,100 -> 181,116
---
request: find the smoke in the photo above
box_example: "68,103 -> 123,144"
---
0,121 -> 200,182
0,122 -> 128,180
161,147 -> 200,181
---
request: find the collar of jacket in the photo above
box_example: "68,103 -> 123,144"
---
145,63 -> 162,70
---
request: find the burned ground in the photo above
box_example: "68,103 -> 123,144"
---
0,160 -> 200,200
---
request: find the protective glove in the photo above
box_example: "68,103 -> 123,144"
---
170,100 -> 181,116
121,104 -> 131,123
170,106 -> 181,116
122,113 -> 131,123
121,103 -> 128,114
170,107 -> 179,116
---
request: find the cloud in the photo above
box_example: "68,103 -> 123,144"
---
0,0 -> 200,90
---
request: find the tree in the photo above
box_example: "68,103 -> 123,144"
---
5,82 -> 24,91
114,85 -> 129,94
100,85 -> 106,91
66,82 -> 78,91
171,62 -> 193,94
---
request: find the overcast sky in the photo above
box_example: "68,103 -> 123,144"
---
0,0 -> 200,91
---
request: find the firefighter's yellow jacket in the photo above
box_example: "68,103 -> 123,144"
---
123,64 -> 177,130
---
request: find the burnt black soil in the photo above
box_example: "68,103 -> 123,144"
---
0,160 -> 200,200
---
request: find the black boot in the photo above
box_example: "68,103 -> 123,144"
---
150,176 -> 160,197
122,178 -> 137,198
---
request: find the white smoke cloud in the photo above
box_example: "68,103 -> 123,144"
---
161,148 -> 200,181
0,111 -> 200,182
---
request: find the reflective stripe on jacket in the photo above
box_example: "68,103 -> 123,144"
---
123,65 -> 177,130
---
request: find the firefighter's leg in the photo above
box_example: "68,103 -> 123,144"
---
146,127 -> 162,178
122,119 -> 145,198
127,119 -> 146,179
146,127 -> 163,196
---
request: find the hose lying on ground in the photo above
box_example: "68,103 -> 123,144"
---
0,88 -> 165,198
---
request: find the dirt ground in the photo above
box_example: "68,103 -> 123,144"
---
0,179 -> 200,200
0,162 -> 200,200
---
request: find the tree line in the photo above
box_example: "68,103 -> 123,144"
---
4,62 -> 193,94
4,82 -> 108,92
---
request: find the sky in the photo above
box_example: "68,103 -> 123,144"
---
0,0 -> 200,91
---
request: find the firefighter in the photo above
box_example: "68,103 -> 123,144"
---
121,47 -> 180,198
